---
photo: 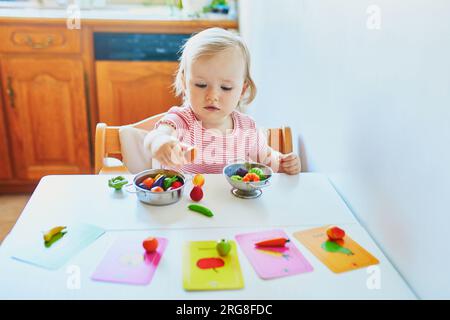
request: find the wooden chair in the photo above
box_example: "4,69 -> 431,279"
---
94,113 -> 293,174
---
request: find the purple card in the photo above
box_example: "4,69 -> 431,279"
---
91,236 -> 168,285
235,230 -> 313,279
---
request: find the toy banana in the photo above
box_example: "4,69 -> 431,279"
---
43,226 -> 67,242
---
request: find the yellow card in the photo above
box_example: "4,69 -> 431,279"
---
182,240 -> 244,291
293,226 -> 379,273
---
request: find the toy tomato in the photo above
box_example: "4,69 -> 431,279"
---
142,237 -> 159,253
326,226 -> 346,241
142,177 -> 154,189
171,181 -> 183,189
192,174 -> 205,187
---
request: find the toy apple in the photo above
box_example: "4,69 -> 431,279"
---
142,237 -> 159,253
216,239 -> 231,257
326,226 -> 346,241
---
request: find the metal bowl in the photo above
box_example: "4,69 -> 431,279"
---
223,162 -> 272,199
131,169 -> 185,206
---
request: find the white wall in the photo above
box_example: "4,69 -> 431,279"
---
239,0 -> 450,299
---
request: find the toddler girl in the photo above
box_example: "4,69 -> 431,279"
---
144,28 -> 301,175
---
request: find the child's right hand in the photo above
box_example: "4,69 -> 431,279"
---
153,139 -> 196,167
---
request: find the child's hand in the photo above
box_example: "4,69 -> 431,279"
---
279,152 -> 301,175
153,139 -> 195,167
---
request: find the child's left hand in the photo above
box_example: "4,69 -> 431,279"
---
279,152 -> 301,175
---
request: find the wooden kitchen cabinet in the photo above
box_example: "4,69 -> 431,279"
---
0,57 -> 91,180
96,61 -> 182,126
0,101 -> 13,180
0,17 -> 238,192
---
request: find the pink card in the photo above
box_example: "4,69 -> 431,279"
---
235,230 -> 313,279
91,236 -> 168,285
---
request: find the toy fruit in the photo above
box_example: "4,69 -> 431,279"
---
142,177 -> 154,189
188,204 -> 213,217
192,174 -> 205,187
44,231 -> 67,248
142,237 -> 159,253
43,226 -> 67,242
108,176 -> 128,190
216,239 -> 232,257
190,186 -> 203,201
151,186 -> 164,192
326,226 -> 346,241
255,238 -> 290,247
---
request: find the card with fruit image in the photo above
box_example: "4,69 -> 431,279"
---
236,229 -> 313,279
293,226 -> 379,273
182,240 -> 244,291
91,236 -> 168,285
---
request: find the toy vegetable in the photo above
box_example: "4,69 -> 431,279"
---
235,168 -> 248,177
249,168 -> 265,180
171,181 -> 183,189
163,176 -> 179,190
108,176 -> 128,190
242,173 -> 260,182
255,238 -> 290,247
142,177 -> 154,189
152,175 -> 166,189
188,204 -> 213,217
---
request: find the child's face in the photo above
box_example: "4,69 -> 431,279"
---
185,47 -> 247,126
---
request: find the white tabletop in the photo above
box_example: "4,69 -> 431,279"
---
0,173 -> 415,299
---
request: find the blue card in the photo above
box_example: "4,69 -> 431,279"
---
11,223 -> 105,270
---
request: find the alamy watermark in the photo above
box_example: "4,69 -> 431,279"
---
366,5 -> 382,30
66,2 -> 81,30
66,265 -> 81,290
366,265 -> 381,290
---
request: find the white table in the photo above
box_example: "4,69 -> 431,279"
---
0,173 -> 416,299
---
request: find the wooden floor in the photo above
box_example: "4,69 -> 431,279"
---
0,195 -> 30,244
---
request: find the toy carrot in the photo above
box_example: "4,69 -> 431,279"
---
254,238 -> 290,247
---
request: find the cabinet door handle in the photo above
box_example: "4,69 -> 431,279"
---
24,35 -> 54,49
6,77 -> 15,109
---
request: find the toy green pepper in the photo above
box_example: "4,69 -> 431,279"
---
108,176 -> 128,190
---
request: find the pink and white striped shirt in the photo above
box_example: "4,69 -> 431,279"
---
155,105 -> 275,174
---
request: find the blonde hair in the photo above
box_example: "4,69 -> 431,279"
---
174,27 -> 257,106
